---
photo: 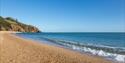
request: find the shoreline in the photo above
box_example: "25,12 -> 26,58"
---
15,33 -> 118,62
16,32 -> 125,63
0,31 -> 113,63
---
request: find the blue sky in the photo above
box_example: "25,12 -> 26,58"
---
0,0 -> 125,32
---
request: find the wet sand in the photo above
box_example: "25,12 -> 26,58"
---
0,31 -> 112,63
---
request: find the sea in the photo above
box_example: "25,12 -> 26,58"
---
16,32 -> 125,62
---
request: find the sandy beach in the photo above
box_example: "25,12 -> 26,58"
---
0,31 -> 112,63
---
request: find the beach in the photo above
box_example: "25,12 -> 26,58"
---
0,31 -> 112,63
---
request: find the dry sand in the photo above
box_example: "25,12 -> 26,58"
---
0,31 -> 112,63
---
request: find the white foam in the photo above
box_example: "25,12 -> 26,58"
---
115,55 -> 125,62
70,45 -> 125,62
55,40 -> 125,62
98,50 -> 107,56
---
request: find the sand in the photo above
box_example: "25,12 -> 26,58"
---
0,31 -> 112,63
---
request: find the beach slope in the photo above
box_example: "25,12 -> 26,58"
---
0,31 -> 112,63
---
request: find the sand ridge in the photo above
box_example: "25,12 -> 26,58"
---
0,31 -> 112,63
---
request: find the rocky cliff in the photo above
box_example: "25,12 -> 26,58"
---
0,16 -> 40,32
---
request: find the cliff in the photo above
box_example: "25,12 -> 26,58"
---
0,16 -> 40,32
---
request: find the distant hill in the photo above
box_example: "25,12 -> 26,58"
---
0,16 -> 40,32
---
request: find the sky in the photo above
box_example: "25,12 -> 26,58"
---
0,0 -> 125,32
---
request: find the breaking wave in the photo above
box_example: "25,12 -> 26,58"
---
42,37 -> 125,62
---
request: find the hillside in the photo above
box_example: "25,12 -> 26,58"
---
0,16 -> 40,32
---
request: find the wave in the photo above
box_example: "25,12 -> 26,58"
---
41,37 -> 125,62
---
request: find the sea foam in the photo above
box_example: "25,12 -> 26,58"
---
47,38 -> 125,62
71,45 -> 125,62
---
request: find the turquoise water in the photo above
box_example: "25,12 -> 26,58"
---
17,32 -> 125,62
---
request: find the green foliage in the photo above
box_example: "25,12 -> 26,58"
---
0,16 -> 40,32
6,17 -> 16,21
0,16 -> 5,21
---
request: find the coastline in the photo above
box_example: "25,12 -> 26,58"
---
0,31 -> 112,63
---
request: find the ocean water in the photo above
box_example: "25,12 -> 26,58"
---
16,32 -> 125,62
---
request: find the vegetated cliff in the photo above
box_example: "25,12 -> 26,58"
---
0,16 -> 40,32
